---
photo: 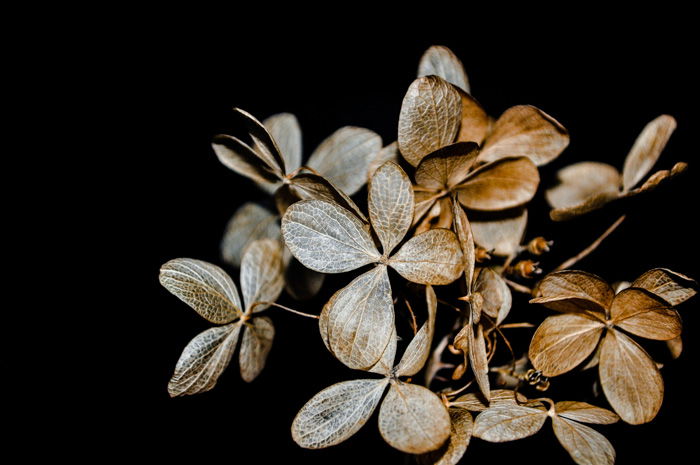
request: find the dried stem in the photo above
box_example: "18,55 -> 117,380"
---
554,215 -> 626,271
404,298 -> 418,335
255,301 -> 320,319
505,278 -> 533,295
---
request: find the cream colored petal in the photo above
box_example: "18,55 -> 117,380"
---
632,267 -> 697,306
622,115 -> 676,192
417,45 -> 470,93
552,415 -> 615,465
396,285 -> 437,377
240,239 -> 284,312
529,313 -> 605,377
159,258 -> 241,324
368,142 -> 400,179
212,134 -> 283,185
473,404 -> 547,442
239,316 -> 274,382
233,107 -> 286,176
419,408 -> 473,465
451,389 -> 528,412
369,326 -> 397,376
168,323 -> 241,397
599,329 -> 664,424
282,200 -> 379,273
221,203 -> 280,268
263,112 -> 302,172
415,142 -> 479,190
291,378 -> 389,449
325,266 -> 395,370
390,229 -> 464,285
285,173 -> 368,222
549,191 -> 620,222
398,76 -> 462,167
457,157 -> 539,211
379,382 -> 451,454
307,126 -> 382,195
479,105 -> 569,166
471,209 -> 527,257
545,162 -> 621,209
368,161 -> 414,255
554,402 -> 619,425
610,288 -> 680,340
530,270 -> 614,316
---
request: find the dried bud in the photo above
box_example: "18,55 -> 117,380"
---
508,260 -> 542,279
475,247 -> 492,263
527,237 -> 553,255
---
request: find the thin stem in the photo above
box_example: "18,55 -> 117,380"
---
254,301 -> 319,319
505,279 -> 533,295
554,215 -> 626,271
444,380 -> 474,399
437,298 -> 462,313
499,322 -> 535,330
404,298 -> 418,335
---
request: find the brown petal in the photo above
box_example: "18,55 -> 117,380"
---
389,229 -> 465,285
379,382 -> 451,454
667,336 -> 683,359
549,191 -> 621,222
473,404 -> 547,442
451,199 -> 475,292
413,190 -> 439,229
610,288 -> 681,340
239,316 -> 275,382
451,389 -> 528,412
419,408 -> 473,465
291,378 -> 389,449
396,285 -> 437,377
475,268 -> 512,325
307,126 -> 382,195
398,76 -> 462,167
221,203 -> 280,268
456,89 -> 491,145
622,115 -> 676,192
262,112 -> 302,172
415,142 -> 479,190
529,313 -> 605,377
479,105 -> 569,166
599,329 -> 664,424
552,415 -> 615,465
469,322 -> 491,400
626,161 -> 687,195
418,45 -> 470,93
324,266 -> 395,370
471,209 -> 528,257
159,258 -> 242,324
531,270 -> 614,317
632,268 -> 697,306
554,402 -> 619,425
545,162 -> 621,210
368,161 -> 414,255
457,157 -> 539,211
212,134 -> 283,185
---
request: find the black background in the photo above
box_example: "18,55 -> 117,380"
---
116,24 -> 698,465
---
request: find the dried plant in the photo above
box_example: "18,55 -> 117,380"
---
157,45 -> 695,464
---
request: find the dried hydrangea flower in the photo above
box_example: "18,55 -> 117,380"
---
528,270 -> 688,424
282,162 -> 464,369
292,287 -> 450,454
473,396 -> 618,465
158,239 -> 284,395
547,115 -> 687,221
